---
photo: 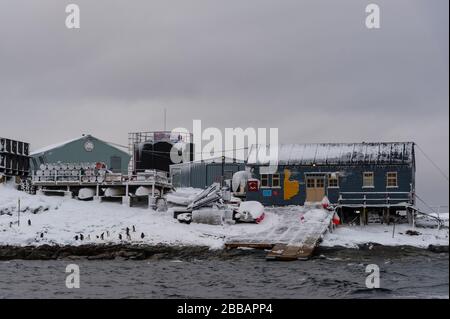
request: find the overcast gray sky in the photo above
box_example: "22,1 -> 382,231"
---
0,0 -> 448,205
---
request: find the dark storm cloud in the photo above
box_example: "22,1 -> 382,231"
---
0,0 -> 448,204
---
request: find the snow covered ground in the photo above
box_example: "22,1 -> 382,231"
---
322,224 -> 449,248
0,184 -> 448,249
0,184 -> 279,249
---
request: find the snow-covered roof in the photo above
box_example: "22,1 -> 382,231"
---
31,136 -> 84,155
31,135 -> 129,156
247,142 -> 415,166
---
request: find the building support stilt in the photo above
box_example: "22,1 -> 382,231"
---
148,196 -> 156,210
382,208 -> 388,224
360,208 -> 365,226
64,186 -> 72,198
407,207 -> 413,226
122,196 -> 131,207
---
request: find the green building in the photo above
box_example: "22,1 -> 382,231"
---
30,134 -> 130,174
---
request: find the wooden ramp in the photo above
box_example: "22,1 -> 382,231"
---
226,207 -> 333,261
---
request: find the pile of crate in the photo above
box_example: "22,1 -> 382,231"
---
0,137 -> 30,179
33,162 -> 108,183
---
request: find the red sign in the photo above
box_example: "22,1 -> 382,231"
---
247,180 -> 259,192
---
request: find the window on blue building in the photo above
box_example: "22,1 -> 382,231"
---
363,172 -> 374,188
272,174 -> 280,188
261,174 -> 269,187
387,172 -> 398,188
328,174 -> 339,188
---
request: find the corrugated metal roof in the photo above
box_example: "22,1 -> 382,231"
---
247,142 -> 414,165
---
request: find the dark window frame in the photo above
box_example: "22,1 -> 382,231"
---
260,174 -> 270,188
386,171 -> 398,188
272,174 -> 281,188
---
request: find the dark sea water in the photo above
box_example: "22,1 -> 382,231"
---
0,248 -> 448,299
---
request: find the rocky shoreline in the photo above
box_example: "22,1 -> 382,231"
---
0,244 -> 223,261
0,243 -> 447,261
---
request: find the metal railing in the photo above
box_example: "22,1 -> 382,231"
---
32,169 -> 171,186
338,191 -> 412,207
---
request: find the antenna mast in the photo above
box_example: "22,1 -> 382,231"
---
164,108 -> 167,131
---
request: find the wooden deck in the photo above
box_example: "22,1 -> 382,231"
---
225,207 -> 334,261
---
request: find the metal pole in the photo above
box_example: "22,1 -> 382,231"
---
17,198 -> 20,226
221,154 -> 225,187
392,218 -> 396,238
164,108 -> 167,131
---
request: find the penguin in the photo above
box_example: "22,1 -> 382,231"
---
100,233 -> 104,240
80,234 -> 84,241
126,227 -> 130,236
74,235 -> 79,241
27,219 -> 31,226
119,234 -> 123,240
40,233 -> 44,238
132,225 -> 136,232
140,233 -> 145,239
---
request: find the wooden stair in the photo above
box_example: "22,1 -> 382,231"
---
225,207 -> 334,261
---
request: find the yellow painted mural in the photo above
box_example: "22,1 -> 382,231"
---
283,169 -> 299,200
